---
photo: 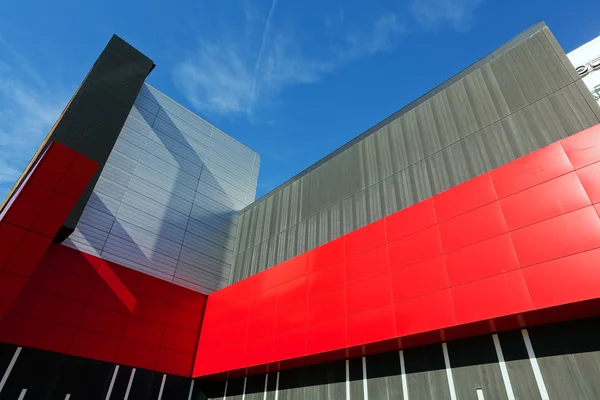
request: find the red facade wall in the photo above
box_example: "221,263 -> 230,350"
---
194,123 -> 600,378
0,142 -> 98,319
0,244 -> 207,377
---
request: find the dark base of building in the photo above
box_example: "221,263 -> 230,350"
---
2,314 -> 600,399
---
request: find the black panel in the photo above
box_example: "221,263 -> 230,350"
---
0,343 -> 17,378
162,374 -> 192,399
404,343 -> 446,373
127,368 -> 157,400
366,351 -> 401,379
497,330 -> 529,362
193,379 -> 226,399
0,347 -> 63,400
528,315 -> 600,357
246,374 -> 266,395
147,371 -> 165,399
348,357 -> 363,382
266,371 -> 278,392
107,365 -> 133,399
48,355 -> 114,400
446,334 -> 497,367
227,376 -> 245,396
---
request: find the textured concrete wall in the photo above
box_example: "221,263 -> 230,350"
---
195,316 -> 600,400
64,83 -> 260,293
230,23 -> 600,284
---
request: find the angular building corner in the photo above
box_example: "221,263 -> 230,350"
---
2,21 -> 600,400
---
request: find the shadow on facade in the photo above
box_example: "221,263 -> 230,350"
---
77,88 -> 242,293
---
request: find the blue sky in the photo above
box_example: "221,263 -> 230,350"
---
1,0 -> 599,200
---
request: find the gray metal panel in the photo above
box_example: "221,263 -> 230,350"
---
67,82 -> 259,294
232,24 -> 600,277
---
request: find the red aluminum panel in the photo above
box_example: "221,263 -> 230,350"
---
345,219 -> 387,258
114,338 -> 159,370
67,329 -> 119,362
30,193 -> 76,238
490,142 -> 573,198
154,348 -> 193,377
445,234 -> 520,286
307,317 -> 347,354
385,198 -> 437,241
0,222 -> 27,269
561,124 -> 600,169
55,154 -> 99,200
78,303 -> 128,337
346,245 -> 389,285
510,206 -> 600,267
28,142 -> 77,190
388,226 -> 443,270
347,304 -> 396,347
346,273 -> 393,315
438,202 -> 508,252
577,162 -> 600,204
4,231 -> 52,277
395,289 -> 457,336
499,172 -> 590,230
28,291 -> 85,327
253,253 -> 308,293
276,300 -> 308,335
391,255 -> 449,302
433,173 -> 497,222
1,181 -> 52,230
308,260 -> 346,296
309,237 -> 345,272
451,270 -> 534,325
308,287 -> 346,324
523,248 -> 600,309
122,316 -> 165,346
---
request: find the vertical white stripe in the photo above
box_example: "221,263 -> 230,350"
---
492,334 -> 516,400
223,379 -> 228,400
263,373 -> 269,400
188,379 -> 194,400
157,374 -> 166,400
105,364 -> 120,400
441,343 -> 457,400
345,359 -> 350,400
17,389 -> 27,400
521,329 -> 550,400
274,371 -> 280,400
124,368 -> 136,400
242,376 -> 247,400
476,388 -> 485,400
64,395 -> 71,400
361,356 -> 368,400
399,350 -> 409,400
0,346 -> 22,394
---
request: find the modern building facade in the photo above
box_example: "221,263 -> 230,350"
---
1,21 -> 600,400
568,34 -> 600,106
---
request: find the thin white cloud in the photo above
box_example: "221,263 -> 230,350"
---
174,9 -> 403,117
0,37 -> 68,199
410,0 -> 483,31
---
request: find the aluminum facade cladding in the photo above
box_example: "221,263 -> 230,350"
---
230,23 -> 600,284
63,83 -> 260,293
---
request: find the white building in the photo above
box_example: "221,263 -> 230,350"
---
568,34 -> 600,105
